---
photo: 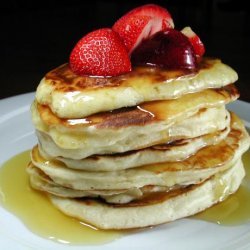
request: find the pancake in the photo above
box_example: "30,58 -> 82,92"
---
49,158 -> 245,229
30,113 -> 250,191
33,84 -> 238,158
36,58 -> 238,118
27,165 -> 179,203
27,147 -> 244,204
39,126 -> 230,171
36,106 -> 230,159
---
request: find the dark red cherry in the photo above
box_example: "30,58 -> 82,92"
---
131,29 -> 197,69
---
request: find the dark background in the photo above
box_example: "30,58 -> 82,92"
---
1,0 -> 250,101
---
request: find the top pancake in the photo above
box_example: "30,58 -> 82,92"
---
36,58 -> 238,118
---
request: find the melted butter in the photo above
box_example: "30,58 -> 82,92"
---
193,149 -> 250,225
0,151 -> 121,245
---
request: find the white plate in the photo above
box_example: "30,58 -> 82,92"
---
0,93 -> 249,250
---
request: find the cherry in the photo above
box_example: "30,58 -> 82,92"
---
131,29 -> 197,70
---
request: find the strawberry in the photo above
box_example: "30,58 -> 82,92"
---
113,4 -> 174,54
181,27 -> 205,60
131,29 -> 197,70
69,28 -> 131,77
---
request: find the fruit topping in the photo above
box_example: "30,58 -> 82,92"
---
113,4 -> 174,54
181,26 -> 205,60
69,5 -> 205,77
69,28 -> 131,77
131,29 -> 197,70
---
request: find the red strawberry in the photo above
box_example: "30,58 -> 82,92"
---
69,28 -> 131,77
181,27 -> 205,60
113,4 -> 174,54
131,29 -> 197,70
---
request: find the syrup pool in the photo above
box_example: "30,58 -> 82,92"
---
0,150 -> 121,245
0,149 -> 250,245
193,149 -> 250,225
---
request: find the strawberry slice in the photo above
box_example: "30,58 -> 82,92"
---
181,27 -> 205,60
69,28 -> 131,77
113,4 -> 174,54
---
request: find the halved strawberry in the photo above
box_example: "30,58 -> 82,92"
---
113,4 -> 174,54
69,28 -> 131,77
181,27 -> 205,60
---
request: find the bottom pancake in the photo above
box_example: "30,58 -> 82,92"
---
49,158 -> 245,229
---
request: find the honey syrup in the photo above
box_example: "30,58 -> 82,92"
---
0,149 -> 250,245
0,150 -> 121,245
193,149 -> 250,225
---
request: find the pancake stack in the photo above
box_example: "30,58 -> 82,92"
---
27,58 -> 250,229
